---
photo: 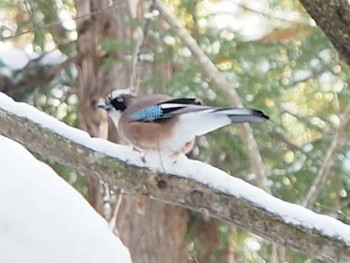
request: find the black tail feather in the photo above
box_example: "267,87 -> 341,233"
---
159,98 -> 201,105
213,108 -> 269,123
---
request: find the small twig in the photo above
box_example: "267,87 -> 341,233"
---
129,1 -> 157,93
268,130 -> 303,152
22,0 -> 33,14
154,0 -> 270,192
109,189 -> 124,235
223,0 -> 309,24
129,27 -> 144,93
302,103 -> 350,207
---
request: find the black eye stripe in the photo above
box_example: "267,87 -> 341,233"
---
110,97 -> 127,111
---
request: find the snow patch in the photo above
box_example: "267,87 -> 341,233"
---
39,50 -> 67,66
0,47 -> 29,70
0,135 -> 132,263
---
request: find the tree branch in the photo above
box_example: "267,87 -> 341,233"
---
299,0 -> 350,65
268,130 -> 303,152
0,55 -> 72,98
153,0 -> 270,192
302,103 -> 350,207
1,93 -> 350,263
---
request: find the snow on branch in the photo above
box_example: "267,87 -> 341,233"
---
0,92 -> 350,263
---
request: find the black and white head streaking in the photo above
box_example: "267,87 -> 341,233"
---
97,89 -> 135,125
98,89 -> 269,158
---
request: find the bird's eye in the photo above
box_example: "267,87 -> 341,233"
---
110,96 -> 127,111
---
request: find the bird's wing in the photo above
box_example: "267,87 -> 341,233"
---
130,97 -> 268,137
130,98 -> 203,122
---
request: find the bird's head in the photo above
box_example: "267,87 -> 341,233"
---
97,89 -> 135,123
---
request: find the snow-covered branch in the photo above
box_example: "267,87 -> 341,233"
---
1,92 -> 350,263
0,50 -> 71,98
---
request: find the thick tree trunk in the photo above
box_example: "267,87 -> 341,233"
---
74,0 -> 188,262
75,0 -> 116,215
117,196 -> 188,263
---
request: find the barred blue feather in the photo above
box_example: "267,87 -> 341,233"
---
131,105 -> 164,121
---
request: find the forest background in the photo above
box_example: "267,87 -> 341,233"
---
1,0 -> 350,262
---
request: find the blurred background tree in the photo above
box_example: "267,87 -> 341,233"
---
1,0 -> 350,262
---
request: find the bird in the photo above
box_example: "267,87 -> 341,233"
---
97,89 -> 269,159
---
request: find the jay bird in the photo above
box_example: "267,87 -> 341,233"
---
97,89 -> 268,158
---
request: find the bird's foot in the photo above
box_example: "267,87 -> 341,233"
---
140,154 -> 147,163
140,152 -> 147,163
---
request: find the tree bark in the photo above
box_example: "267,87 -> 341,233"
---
74,0 -> 188,262
299,0 -> 350,65
1,93 -> 350,263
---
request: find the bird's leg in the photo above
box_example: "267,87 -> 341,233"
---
140,151 -> 147,163
127,146 -> 146,163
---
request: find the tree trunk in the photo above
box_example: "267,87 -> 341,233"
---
74,0 -> 188,262
117,196 -> 188,263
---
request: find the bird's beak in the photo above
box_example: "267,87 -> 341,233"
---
96,101 -> 112,111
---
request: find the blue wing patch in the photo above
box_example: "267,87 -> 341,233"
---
131,105 -> 164,121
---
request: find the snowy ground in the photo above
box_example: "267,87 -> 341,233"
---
0,135 -> 132,263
